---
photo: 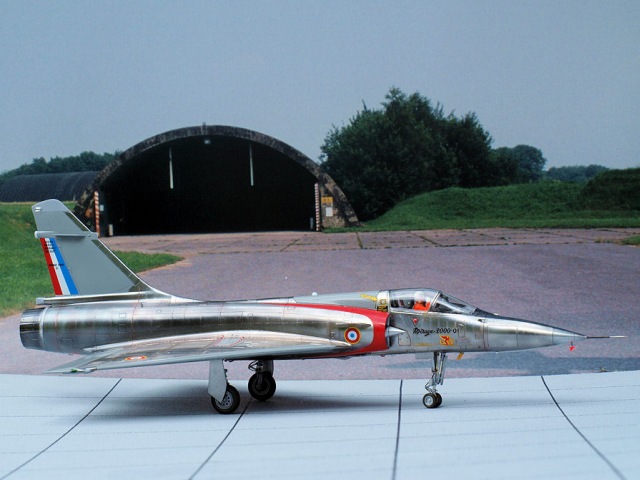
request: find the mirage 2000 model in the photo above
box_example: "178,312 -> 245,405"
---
21,200 -> 610,414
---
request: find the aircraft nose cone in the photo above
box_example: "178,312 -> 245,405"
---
486,317 -> 587,351
550,326 -> 586,345
515,322 -> 586,349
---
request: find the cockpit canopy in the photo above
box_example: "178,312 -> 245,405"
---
388,289 -> 479,315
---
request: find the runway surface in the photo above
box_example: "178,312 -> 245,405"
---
1,371 -> 638,480
1,227 -> 639,478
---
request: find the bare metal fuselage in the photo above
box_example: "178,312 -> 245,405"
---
21,289 -> 581,364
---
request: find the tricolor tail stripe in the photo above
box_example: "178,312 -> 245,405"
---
39,238 -> 78,295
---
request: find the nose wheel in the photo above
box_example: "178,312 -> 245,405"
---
423,352 -> 447,409
423,392 -> 443,408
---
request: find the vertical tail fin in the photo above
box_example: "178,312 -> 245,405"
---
33,199 -> 167,300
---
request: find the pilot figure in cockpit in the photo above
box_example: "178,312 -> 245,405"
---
413,291 -> 431,311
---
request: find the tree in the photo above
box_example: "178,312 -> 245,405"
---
321,88 -> 495,220
442,112 -> 495,188
490,147 -> 520,185
489,145 -> 546,184
321,108 -> 394,220
322,89 -> 450,220
545,165 -> 609,183
511,145 -> 546,183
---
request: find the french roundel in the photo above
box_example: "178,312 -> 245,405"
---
344,327 -> 361,344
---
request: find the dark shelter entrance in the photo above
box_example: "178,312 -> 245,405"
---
101,137 -> 317,234
75,126 -> 358,235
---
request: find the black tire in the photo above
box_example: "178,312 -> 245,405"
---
422,393 -> 440,409
248,373 -> 277,401
211,385 -> 241,414
435,392 -> 443,408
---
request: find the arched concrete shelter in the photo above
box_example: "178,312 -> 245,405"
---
75,125 -> 358,235
0,171 -> 98,202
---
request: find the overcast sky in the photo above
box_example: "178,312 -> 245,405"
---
1,1 -> 638,174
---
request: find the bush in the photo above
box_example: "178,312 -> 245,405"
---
581,168 -> 640,210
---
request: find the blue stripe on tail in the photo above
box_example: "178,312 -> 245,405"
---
49,238 -> 79,295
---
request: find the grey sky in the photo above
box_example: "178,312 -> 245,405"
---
1,0 -> 638,173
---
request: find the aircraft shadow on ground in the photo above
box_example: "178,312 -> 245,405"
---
92,382 -> 400,418
96,384 -> 215,417
246,391 -> 399,413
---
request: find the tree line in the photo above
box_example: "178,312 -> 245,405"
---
321,88 -> 607,220
0,151 -> 118,188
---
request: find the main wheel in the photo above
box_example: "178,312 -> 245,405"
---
248,373 -> 277,401
211,385 -> 241,414
435,392 -> 443,407
422,393 -> 441,409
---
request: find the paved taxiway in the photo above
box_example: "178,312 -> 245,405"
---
1,227 -> 639,478
1,371 -> 638,479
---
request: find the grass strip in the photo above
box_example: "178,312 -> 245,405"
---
0,203 -> 181,316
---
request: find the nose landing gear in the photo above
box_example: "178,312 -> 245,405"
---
422,391 -> 442,408
248,360 -> 277,401
423,352 -> 447,409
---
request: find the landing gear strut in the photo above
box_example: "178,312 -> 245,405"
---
208,361 -> 241,414
423,352 -> 447,409
208,360 -> 278,414
248,360 -> 277,401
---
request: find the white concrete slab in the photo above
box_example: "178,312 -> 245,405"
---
543,371 -> 640,478
0,371 -> 637,480
199,380 -> 400,480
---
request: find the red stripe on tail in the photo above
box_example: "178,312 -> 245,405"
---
40,238 -> 62,295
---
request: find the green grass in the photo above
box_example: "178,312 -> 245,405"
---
0,203 -> 181,317
350,183 -> 640,231
115,251 -> 182,273
620,236 -> 640,246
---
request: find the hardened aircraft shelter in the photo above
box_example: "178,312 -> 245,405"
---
74,125 -> 358,235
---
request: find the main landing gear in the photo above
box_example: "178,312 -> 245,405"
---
212,384 -> 241,414
208,360 -> 277,414
423,352 -> 447,409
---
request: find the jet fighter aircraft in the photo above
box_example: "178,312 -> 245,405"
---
20,200 -> 606,413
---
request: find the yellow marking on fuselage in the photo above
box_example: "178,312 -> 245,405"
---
360,294 -> 378,302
